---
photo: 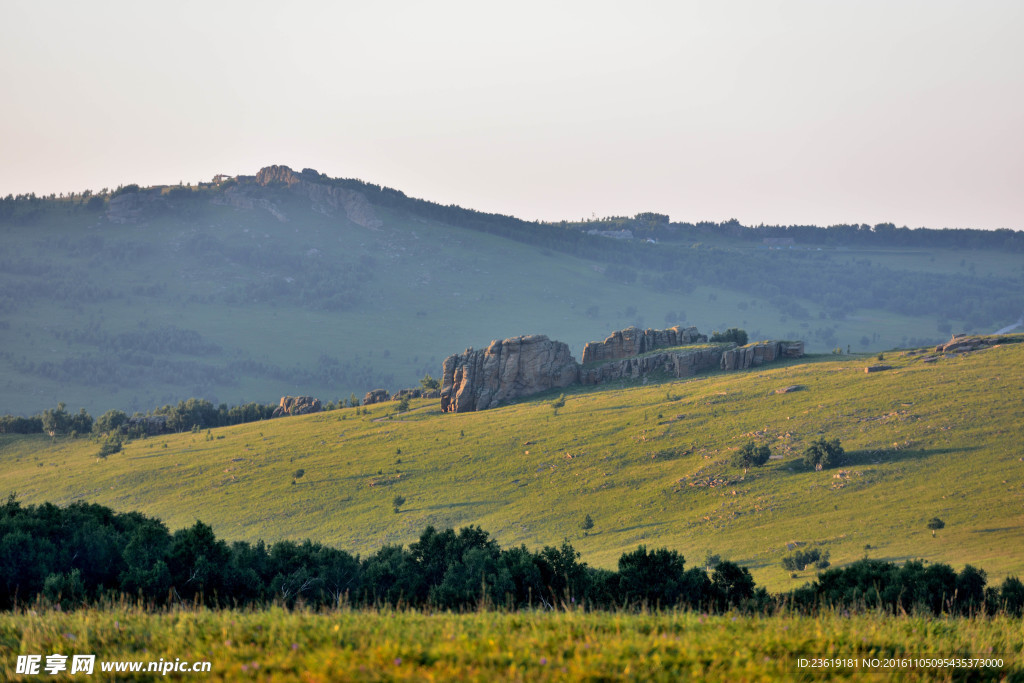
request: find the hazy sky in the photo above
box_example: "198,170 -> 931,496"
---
2,1 -> 1021,230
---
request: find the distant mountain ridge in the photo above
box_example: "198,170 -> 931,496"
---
0,164 -> 1020,416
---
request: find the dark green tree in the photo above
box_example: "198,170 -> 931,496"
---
41,403 -> 72,437
804,438 -> 844,470
97,435 -> 122,458
712,561 -> 755,609
710,328 -> 749,345
734,441 -> 771,468
93,409 -> 128,435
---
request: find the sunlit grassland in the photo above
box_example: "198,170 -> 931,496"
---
2,606 -> 1022,681
2,341 -> 1023,592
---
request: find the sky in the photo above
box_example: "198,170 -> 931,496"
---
1,0 -> 1022,230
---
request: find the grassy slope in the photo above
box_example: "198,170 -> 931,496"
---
2,338 -> 1022,592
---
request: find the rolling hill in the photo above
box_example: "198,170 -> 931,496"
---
2,336 -> 1021,591
1,165 -> 1021,417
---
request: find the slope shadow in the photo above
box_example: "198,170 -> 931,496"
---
408,500 -> 493,512
840,445 -> 977,468
613,522 -> 667,534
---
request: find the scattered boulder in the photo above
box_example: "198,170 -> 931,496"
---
864,365 -> 893,373
441,335 -> 579,413
272,396 -> 322,417
363,389 -> 390,405
775,385 -> 803,394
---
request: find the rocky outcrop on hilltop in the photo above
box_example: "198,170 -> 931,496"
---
581,326 -> 705,364
441,335 -> 579,413
256,165 -> 383,229
210,165 -> 383,228
271,396 -> 322,417
107,190 -> 167,224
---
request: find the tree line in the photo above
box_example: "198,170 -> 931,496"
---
0,399 -> 279,438
4,175 -> 1021,334
0,394 -> 374,443
2,498 -> 1021,615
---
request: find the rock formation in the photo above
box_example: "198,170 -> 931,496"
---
581,326 -> 705,364
720,340 -> 804,371
439,326 -> 805,412
106,190 -> 167,224
210,165 -> 384,228
271,396 -> 322,417
441,335 -> 579,413
579,346 -> 723,385
363,389 -> 390,405
934,334 -> 1017,354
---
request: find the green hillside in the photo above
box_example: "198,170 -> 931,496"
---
2,168 -> 1021,416
3,338 -> 1022,591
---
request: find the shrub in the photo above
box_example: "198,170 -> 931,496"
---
734,441 -> 771,468
804,438 -> 844,470
782,548 -> 829,572
97,435 -> 122,459
710,328 -> 748,346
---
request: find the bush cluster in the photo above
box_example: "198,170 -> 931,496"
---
0,498 -> 757,612
782,547 -> 830,572
2,499 -> 1022,616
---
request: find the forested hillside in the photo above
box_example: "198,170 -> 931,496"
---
1,166 -> 1020,416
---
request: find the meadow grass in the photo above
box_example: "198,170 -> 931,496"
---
1,605 -> 1021,681
2,339 -> 1023,593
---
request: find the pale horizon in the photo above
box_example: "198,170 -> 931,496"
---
2,1 -> 1022,231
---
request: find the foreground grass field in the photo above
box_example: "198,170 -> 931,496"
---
2,606 -> 1022,682
2,338 -> 1023,593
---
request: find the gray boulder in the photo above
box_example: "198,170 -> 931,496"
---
441,335 -> 579,413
